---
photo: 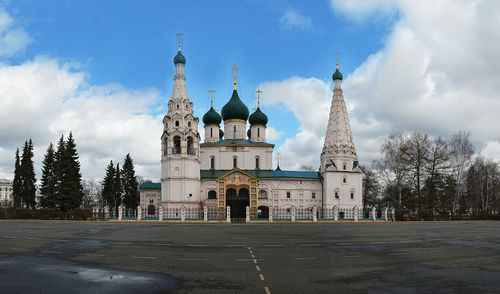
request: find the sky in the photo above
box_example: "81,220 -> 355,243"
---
0,0 -> 499,182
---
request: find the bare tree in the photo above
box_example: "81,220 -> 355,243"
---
424,136 -> 450,215
449,131 -> 474,216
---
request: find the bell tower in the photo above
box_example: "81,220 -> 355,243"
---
320,58 -> 362,209
161,35 -> 201,208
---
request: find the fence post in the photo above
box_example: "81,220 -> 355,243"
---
269,207 -> 273,222
383,207 -> 388,221
226,206 -> 231,223
104,205 -> 109,220
334,206 -> 338,221
181,206 -> 186,222
291,206 -> 296,223
118,205 -> 123,221
159,206 -> 164,222
372,206 -> 376,221
313,207 -> 318,222
391,208 -> 396,221
246,206 -> 250,223
137,205 -> 142,221
204,206 -> 208,222
354,207 -> 359,222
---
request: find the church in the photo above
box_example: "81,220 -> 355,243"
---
139,42 -> 362,220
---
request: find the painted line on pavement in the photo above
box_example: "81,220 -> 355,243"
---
389,252 -> 409,255
178,258 -> 209,261
256,265 -> 261,271
265,286 -> 271,294
42,250 -> 63,254
343,255 -> 361,258
259,274 -> 265,281
301,243 -> 320,246
188,244 -> 208,247
83,253 -> 104,257
10,247 -> 29,251
337,242 -> 354,245
263,244 -> 282,247
235,258 -> 264,262
4,236 -> 16,239
151,243 -> 173,246
116,242 -> 134,245
295,257 -> 317,260
53,239 -> 70,242
226,244 -> 246,247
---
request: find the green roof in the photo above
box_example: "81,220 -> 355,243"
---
174,51 -> 186,65
200,169 -> 321,180
139,182 -> 161,189
332,68 -> 343,80
221,90 -> 249,121
248,107 -> 268,125
202,107 -> 222,125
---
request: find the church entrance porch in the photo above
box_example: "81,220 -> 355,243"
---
226,188 -> 249,220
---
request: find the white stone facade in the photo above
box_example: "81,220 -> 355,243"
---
141,48 -> 363,217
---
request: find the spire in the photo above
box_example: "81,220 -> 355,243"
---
170,37 -> 188,102
231,64 -> 239,90
321,59 -> 357,171
176,32 -> 183,52
255,89 -> 263,108
209,89 -> 216,108
275,152 -> 281,171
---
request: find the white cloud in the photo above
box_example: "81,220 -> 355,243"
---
279,8 -> 313,30
0,7 -> 32,57
266,127 -> 283,142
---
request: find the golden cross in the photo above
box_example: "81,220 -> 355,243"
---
176,32 -> 183,51
255,89 -> 263,108
230,64 -> 239,90
208,89 -> 216,108
335,51 -> 341,69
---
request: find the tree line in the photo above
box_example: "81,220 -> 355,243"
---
11,133 -> 139,212
363,131 -> 500,220
101,154 -> 139,210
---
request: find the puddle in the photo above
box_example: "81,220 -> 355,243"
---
0,255 -> 181,293
80,229 -> 104,235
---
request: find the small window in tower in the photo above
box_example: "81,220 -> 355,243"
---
233,157 -> 237,168
343,177 -> 347,184
255,157 -> 260,169
210,156 -> 215,169
210,128 -> 213,137
335,192 -> 339,199
312,192 -> 316,199
257,128 -> 260,137
175,121 -> 179,127
286,192 -> 291,198
233,126 -> 236,138
188,121 -> 191,127
177,104 -> 179,109
350,192 -> 354,199
343,164 -> 346,170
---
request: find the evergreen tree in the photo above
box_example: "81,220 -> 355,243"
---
40,143 -> 57,208
121,154 -> 139,208
113,163 -> 122,210
12,148 -> 22,208
59,132 -> 83,211
102,160 -> 116,208
54,135 -> 66,208
20,140 -> 37,209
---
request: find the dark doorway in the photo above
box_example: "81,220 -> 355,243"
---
147,205 -> 156,217
258,206 -> 269,219
226,188 -> 249,220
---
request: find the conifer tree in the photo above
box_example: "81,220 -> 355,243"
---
40,143 -> 57,208
113,163 -> 122,210
12,148 -> 22,208
121,154 -> 139,208
20,140 -> 36,209
102,160 -> 116,208
54,135 -> 66,208
59,132 -> 83,211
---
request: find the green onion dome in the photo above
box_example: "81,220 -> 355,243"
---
221,90 -> 249,121
202,107 -> 221,125
248,107 -> 268,126
219,129 -> 224,139
332,67 -> 343,81
247,129 -> 251,138
173,51 -> 186,65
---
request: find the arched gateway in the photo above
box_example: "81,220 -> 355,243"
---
216,169 -> 258,219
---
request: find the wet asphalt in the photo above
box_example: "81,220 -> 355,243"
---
0,220 -> 499,293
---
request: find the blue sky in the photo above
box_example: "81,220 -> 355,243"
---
1,0 -> 499,181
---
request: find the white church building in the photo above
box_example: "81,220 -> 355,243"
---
139,43 -> 362,220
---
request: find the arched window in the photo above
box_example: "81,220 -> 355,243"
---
208,190 -> 217,199
343,177 -> 347,184
258,190 -> 267,199
350,192 -> 354,199
335,192 -> 339,199
187,136 -> 194,155
176,104 -> 179,109
210,156 -> 215,169
233,157 -> 237,168
175,121 -> 179,127
255,157 -> 260,169
173,136 -> 181,154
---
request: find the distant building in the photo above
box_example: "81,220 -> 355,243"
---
0,179 -> 13,207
